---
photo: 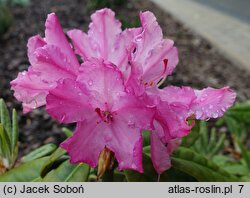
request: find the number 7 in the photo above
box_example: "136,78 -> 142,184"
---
238,185 -> 244,193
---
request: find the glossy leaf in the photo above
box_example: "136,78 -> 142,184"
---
235,136 -> 250,170
192,122 -> 225,159
22,143 -> 57,163
42,160 -> 90,182
124,152 -> 195,182
225,101 -> 250,124
0,99 -> 11,138
0,124 -> 11,163
40,147 -> 67,177
62,127 -> 73,138
181,121 -> 200,147
171,147 -> 239,181
223,164 -> 249,176
0,157 -> 49,182
11,109 -> 18,159
142,130 -> 150,147
124,153 -> 159,182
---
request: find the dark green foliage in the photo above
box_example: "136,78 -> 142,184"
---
0,99 -> 18,170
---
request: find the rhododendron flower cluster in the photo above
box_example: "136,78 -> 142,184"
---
11,8 -> 236,174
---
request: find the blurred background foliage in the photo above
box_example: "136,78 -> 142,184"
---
88,0 -> 140,29
0,0 -> 28,37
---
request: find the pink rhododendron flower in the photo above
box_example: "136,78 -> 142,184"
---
47,59 -> 155,172
11,13 -> 80,112
11,8 -> 236,174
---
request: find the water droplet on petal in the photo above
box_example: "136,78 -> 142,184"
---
212,112 -> 218,118
209,104 -> 213,109
88,80 -> 93,86
78,92 -> 83,96
135,35 -> 143,42
120,162 -> 125,167
131,163 -> 137,169
196,111 -> 203,119
200,97 -> 205,102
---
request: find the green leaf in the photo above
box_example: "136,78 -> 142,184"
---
225,101 -> 250,124
171,147 -> 239,181
240,173 -> 250,182
11,109 -> 18,159
142,130 -> 150,147
124,152 -> 196,182
209,133 -> 226,158
207,128 -> 217,152
0,99 -> 11,140
191,122 -> 225,158
0,157 -> 49,182
235,137 -> 250,170
42,160 -> 90,182
11,0 -> 30,6
124,153 -> 158,182
0,123 -> 11,163
40,147 -> 67,178
22,144 -> 57,163
113,170 -> 126,182
223,165 -> 249,176
212,155 -> 231,166
0,6 -> 12,36
160,167 -> 197,182
62,127 -> 72,138
181,121 -> 200,147
224,116 -> 247,139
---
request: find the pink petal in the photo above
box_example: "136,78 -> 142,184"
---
142,41 -> 178,84
27,35 -> 46,64
68,28 -> 139,74
131,11 -> 178,85
60,79 -> 155,172
159,86 -> 196,106
192,87 -> 236,120
109,116 -> 143,172
32,45 -> 78,82
132,11 -> 162,63
124,62 -> 145,96
113,95 -> 155,130
67,29 -> 97,61
137,11 -> 163,52
10,67 -> 55,112
77,59 -> 126,110
154,102 -> 193,141
88,8 -> 122,60
45,13 -> 79,69
46,79 -> 94,123
108,27 -> 142,69
61,120 -> 108,167
61,118 -> 143,172
151,130 -> 180,174
153,87 -> 196,140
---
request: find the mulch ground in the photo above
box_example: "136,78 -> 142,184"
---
0,0 -> 249,157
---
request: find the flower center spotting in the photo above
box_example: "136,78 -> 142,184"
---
95,107 -> 114,124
